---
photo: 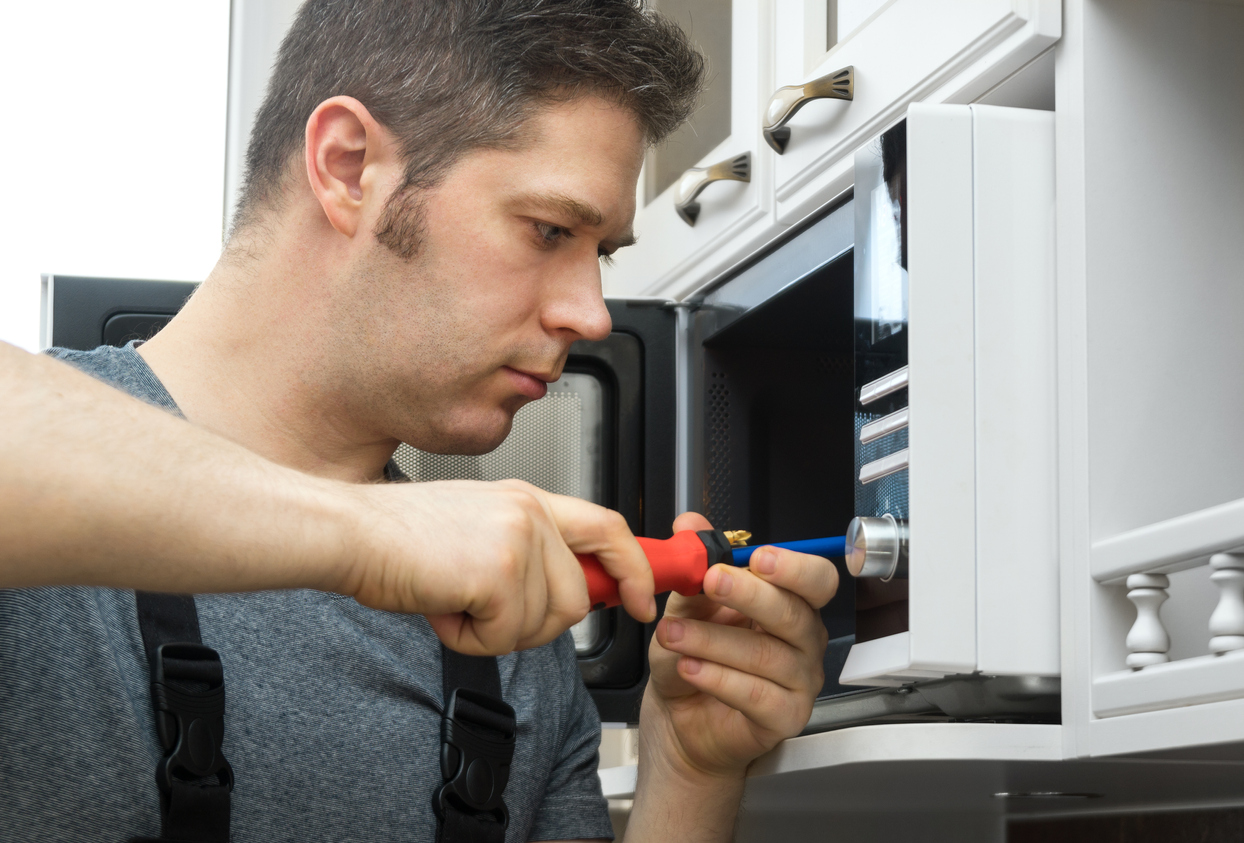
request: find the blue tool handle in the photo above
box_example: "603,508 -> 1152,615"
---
730,536 -> 846,566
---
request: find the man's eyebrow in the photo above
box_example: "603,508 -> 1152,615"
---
520,192 -> 636,249
524,192 -> 605,227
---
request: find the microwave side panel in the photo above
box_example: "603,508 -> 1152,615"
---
905,104 -> 979,676
971,105 -> 1060,677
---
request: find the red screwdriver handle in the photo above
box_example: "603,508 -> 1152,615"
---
576,531 -> 712,609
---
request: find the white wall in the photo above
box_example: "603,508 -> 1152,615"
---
225,0 -> 302,237
0,2 -> 230,351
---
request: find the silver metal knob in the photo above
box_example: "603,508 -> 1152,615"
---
762,66 -> 854,154
673,152 -> 751,226
845,514 -> 908,580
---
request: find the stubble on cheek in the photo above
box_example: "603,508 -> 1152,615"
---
374,182 -> 428,262
364,180 -> 558,454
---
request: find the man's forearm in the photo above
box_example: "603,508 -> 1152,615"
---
0,341 -> 354,593
624,708 -> 745,843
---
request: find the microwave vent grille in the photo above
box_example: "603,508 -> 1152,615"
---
704,373 -> 733,528
391,374 -> 602,504
853,412 -> 910,518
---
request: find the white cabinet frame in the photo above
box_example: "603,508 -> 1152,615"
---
604,0 -> 777,301
770,0 -> 1060,226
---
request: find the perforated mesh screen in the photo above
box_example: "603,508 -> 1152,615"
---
703,372 -> 732,527
392,373 -> 608,656
392,373 -> 604,503
853,411 -> 909,519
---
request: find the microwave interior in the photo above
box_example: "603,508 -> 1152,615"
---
690,227 -> 865,701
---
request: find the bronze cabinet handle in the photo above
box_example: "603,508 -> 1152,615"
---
673,152 -> 751,227
762,66 -> 854,154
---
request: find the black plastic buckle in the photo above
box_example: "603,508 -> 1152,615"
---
433,688 -> 515,830
151,642 -> 234,796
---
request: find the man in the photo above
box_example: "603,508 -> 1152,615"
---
0,2 -> 838,841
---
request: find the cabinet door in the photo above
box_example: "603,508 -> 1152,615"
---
604,0 -> 776,301
1058,0 -> 1244,761
768,0 -> 1059,225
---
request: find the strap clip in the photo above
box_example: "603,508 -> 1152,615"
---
151,642 -> 234,795
434,688 -> 515,830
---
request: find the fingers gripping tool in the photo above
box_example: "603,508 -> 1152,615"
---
576,531 -> 847,609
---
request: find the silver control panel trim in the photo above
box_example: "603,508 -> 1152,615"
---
860,407 -> 910,445
860,448 -> 910,484
859,366 -> 909,406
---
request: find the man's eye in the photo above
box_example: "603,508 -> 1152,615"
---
534,222 -> 568,245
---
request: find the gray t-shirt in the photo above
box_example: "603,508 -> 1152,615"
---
0,343 -> 613,842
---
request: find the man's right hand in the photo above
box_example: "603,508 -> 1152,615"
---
335,478 -> 656,655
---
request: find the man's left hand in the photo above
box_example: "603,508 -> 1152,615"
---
642,511 -> 838,779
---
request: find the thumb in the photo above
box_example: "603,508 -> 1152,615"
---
671,510 -> 713,533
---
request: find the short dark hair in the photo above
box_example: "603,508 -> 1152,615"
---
233,0 -> 705,234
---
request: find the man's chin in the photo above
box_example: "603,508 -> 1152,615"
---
410,417 -> 516,457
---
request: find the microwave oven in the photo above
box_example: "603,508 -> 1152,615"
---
652,102 -> 1060,731
40,102 -> 1062,730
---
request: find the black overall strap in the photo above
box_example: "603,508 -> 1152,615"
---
434,646 -> 515,843
130,592 -> 233,843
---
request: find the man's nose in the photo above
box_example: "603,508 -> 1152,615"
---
544,263 -> 613,342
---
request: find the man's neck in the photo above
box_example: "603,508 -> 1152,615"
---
138,234 -> 398,484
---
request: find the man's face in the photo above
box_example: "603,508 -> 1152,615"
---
343,95 -> 644,455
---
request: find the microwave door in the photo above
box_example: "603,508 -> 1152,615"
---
563,299 -> 679,724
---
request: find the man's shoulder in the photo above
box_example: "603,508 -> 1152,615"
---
46,343 -> 180,414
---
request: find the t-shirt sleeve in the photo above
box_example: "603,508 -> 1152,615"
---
525,634 -> 615,842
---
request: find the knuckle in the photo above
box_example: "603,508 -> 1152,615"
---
788,699 -> 814,736
752,635 -> 782,676
498,500 -> 538,538
562,595 -> 591,625
514,489 -> 546,516
493,545 -> 523,581
779,597 -> 805,632
748,679 -> 770,708
603,508 -> 631,539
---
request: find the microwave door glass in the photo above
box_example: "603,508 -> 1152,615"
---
853,121 -> 910,643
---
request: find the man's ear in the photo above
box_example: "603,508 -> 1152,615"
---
304,96 -> 393,238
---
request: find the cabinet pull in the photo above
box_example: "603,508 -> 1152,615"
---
763,66 -> 854,154
673,152 -> 751,226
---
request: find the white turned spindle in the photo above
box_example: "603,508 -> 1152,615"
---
1125,573 -> 1171,668
1209,553 -> 1244,655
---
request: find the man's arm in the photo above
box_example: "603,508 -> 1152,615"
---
0,341 -> 655,653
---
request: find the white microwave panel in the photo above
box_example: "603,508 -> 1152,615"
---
841,104 -> 1059,685
906,103 -> 977,677
970,105 -> 1060,678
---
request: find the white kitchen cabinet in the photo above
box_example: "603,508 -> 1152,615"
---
768,0 -> 1059,225
1057,0 -> 1244,761
606,0 -> 1060,300
604,0 -> 776,300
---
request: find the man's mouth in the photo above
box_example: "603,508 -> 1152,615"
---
503,366 -> 553,400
